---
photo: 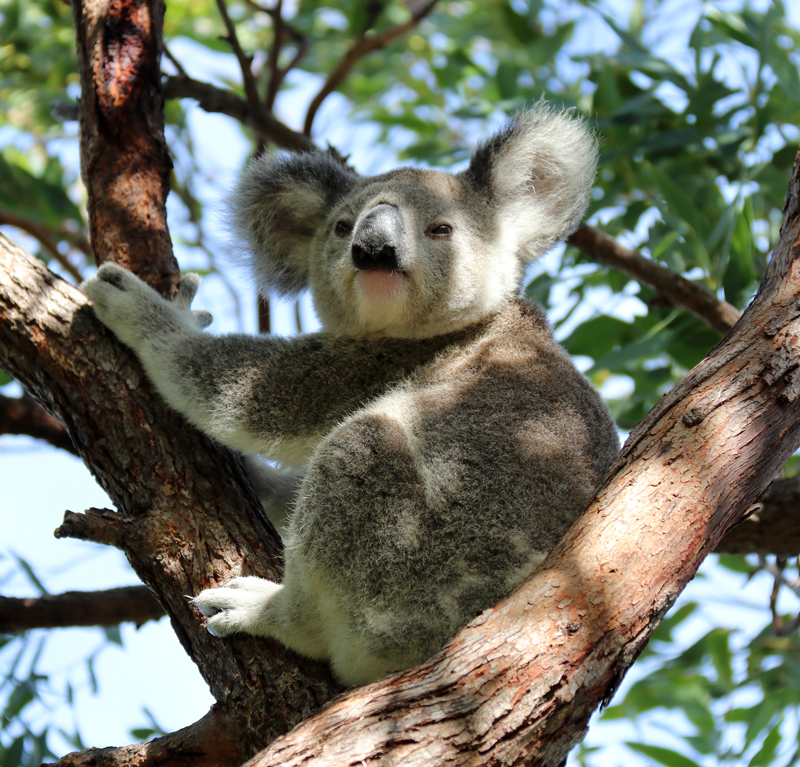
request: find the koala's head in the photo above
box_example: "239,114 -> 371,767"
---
231,104 -> 597,339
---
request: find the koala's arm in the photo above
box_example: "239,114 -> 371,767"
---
81,265 -> 426,461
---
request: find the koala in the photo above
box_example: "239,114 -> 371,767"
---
81,104 -> 619,687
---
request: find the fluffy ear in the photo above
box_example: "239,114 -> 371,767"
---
461,104 -> 598,262
230,151 -> 358,296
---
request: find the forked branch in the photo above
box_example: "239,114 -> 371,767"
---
162,75 -> 314,151
303,0 -> 439,136
216,0 -> 262,112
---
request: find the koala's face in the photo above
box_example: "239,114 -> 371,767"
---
231,105 -> 598,339
307,168 -> 523,338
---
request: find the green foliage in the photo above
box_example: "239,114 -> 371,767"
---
578,563 -> 800,767
0,558 -> 88,767
2,0 -> 800,765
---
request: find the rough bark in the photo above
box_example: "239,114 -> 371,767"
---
0,586 -> 163,633
73,0 -> 179,294
714,475 -> 800,556
0,233 -> 338,759
43,707 -> 248,767
231,153 -> 800,766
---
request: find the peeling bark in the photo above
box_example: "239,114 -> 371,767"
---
73,0 -> 178,294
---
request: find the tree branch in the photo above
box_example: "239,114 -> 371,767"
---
0,209 -> 83,282
0,586 -> 164,633
55,508 -> 133,549
162,75 -> 315,152
303,0 -> 439,137
715,475 -> 800,556
259,0 -> 309,111
568,222 -> 741,335
46,707 -> 248,767
0,392 -> 77,453
215,0 -> 262,113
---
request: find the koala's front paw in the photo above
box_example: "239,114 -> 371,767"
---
81,264 -> 210,350
192,576 -> 281,638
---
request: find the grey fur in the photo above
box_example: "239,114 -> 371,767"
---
81,104 -> 619,686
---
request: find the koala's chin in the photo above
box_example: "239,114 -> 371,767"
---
354,270 -> 409,335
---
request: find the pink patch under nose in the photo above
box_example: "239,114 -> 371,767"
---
356,270 -> 406,300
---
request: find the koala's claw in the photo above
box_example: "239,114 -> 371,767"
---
98,266 -> 126,289
81,263 -> 210,348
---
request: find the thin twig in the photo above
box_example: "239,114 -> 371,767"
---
568,222 -> 742,335
232,0 -> 309,109
215,0 -> 262,112
265,0 -> 285,109
163,74 -> 315,151
758,555 -> 800,636
162,42 -> 187,77
268,34 -> 309,110
303,0 -> 439,137
0,209 -> 83,282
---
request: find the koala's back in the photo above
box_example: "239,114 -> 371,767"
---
288,300 -> 619,675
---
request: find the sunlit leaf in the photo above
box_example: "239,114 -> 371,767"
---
626,742 -> 703,767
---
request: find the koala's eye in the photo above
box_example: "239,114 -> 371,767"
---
427,224 -> 453,238
334,220 -> 353,236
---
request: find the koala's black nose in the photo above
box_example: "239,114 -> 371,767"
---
351,204 -> 404,271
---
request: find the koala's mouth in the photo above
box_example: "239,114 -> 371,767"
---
355,269 -> 408,301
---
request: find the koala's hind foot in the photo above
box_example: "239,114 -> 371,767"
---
193,576 -> 283,637
192,575 -> 330,662
193,574 -> 396,685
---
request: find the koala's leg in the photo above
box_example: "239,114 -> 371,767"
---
242,455 -> 303,539
289,409 -> 455,684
